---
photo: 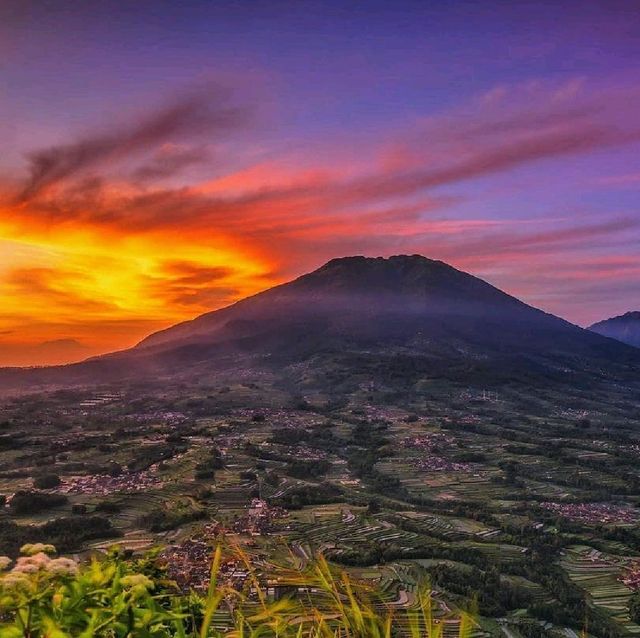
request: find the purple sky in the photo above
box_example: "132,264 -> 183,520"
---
0,1 -> 639,364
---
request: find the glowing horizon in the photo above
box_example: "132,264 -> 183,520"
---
1,1 -> 639,366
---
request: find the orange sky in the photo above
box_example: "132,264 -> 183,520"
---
0,196 -> 277,366
2,2 -> 640,367
1,76 -> 639,366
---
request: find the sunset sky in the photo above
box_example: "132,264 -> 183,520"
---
1,0 -> 639,366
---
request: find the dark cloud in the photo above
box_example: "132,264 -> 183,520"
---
140,261 -> 237,309
162,261 -> 233,285
132,145 -> 210,182
18,87 -> 251,201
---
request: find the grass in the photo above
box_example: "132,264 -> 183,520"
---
0,541 -> 477,638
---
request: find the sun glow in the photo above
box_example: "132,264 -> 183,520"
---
0,205 -> 275,365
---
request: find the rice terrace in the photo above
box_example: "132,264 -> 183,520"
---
1,1 -> 640,636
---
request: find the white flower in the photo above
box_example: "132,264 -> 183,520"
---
48,557 -> 79,576
12,562 -> 40,574
13,552 -> 51,573
0,556 -> 11,571
0,571 -> 32,590
20,543 -> 56,556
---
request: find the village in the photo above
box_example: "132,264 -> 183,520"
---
541,502 -> 640,525
2,379 -> 640,637
160,500 -> 289,591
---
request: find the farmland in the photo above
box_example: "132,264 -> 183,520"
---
2,373 -> 640,638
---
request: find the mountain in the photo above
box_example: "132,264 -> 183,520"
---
589,311 -> 640,348
138,254 -> 554,350
135,254 -> 634,370
1,255 -> 639,393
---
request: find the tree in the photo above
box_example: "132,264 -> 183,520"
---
33,474 -> 61,489
9,491 -> 67,515
629,591 -> 640,624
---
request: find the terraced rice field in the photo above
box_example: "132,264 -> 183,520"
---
376,457 -> 506,501
295,516 -> 423,552
393,511 -> 499,540
561,545 -> 640,634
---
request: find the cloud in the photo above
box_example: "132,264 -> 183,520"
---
2,77 -> 640,364
12,117 -> 631,241
347,125 -> 622,202
5,266 -> 116,313
599,172 -> 640,186
144,261 -> 238,308
132,144 -> 210,182
162,260 -> 232,283
18,86 -> 251,201
5,78 -> 634,245
435,217 -> 640,263
12,77 -> 638,245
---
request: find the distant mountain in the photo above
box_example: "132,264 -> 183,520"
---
1,255 -> 639,392
0,338 -> 90,368
589,311 -> 640,348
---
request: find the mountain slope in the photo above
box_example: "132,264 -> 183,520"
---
589,311 -> 640,348
1,255 -> 639,392
138,255 -> 566,349
136,254 -> 626,361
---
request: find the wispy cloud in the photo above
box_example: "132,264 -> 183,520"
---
599,172 -> 640,186
18,86 -> 251,201
132,144 -> 211,182
1,77 -> 639,361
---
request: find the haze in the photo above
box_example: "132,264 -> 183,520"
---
1,0 -> 639,366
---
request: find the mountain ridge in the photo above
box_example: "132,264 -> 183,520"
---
589,311 -> 640,348
1,254 -> 639,393
136,254 -> 566,351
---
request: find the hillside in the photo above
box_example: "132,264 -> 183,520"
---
590,311 -> 640,348
1,255 -> 639,393
3,257 -> 640,637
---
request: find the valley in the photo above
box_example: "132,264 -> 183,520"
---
2,256 -> 640,637
2,368 -> 640,638
3,1 -> 640,632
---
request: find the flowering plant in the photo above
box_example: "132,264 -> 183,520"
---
0,542 -> 474,637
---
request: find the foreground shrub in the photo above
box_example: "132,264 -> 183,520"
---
0,542 -> 475,637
